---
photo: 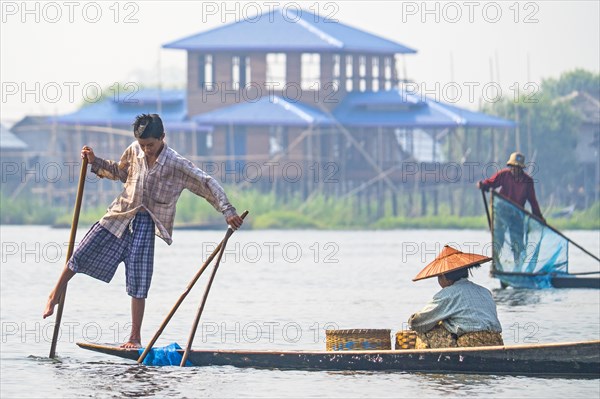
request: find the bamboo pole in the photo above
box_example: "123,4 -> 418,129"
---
481,189 -> 492,229
49,158 -> 88,358
492,192 -> 599,263
137,211 -> 249,364
179,210 -> 248,366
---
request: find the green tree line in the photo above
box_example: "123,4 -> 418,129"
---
1,70 -> 598,229
483,69 -> 599,208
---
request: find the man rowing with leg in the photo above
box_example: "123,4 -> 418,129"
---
43,113 -> 243,348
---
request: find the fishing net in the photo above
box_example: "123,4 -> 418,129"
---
491,192 -> 568,288
138,343 -> 192,366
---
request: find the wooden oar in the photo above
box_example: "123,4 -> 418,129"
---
539,222 -> 600,263
492,191 -> 600,263
137,210 -> 248,365
49,158 -> 88,358
179,211 -> 248,367
566,271 -> 600,276
480,188 -> 492,230
137,238 -> 225,364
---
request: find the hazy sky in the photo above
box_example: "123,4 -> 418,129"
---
1,0 -> 599,123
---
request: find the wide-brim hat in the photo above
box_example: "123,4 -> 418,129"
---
412,245 -> 492,282
506,152 -> 526,168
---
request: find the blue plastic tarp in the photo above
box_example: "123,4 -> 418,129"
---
138,343 -> 193,367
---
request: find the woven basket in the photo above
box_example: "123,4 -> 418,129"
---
326,329 -> 391,351
395,330 -> 417,350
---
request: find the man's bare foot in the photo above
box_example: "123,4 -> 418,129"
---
43,295 -> 59,319
120,340 -> 142,349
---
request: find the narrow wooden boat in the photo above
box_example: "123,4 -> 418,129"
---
550,275 -> 600,289
77,340 -> 600,377
487,191 -> 600,289
491,271 -> 600,289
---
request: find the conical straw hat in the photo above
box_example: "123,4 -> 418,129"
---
413,245 -> 492,282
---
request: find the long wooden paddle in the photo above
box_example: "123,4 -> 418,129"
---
49,158 -> 88,358
137,210 -> 248,365
492,191 -> 600,263
179,211 -> 248,367
480,188 -> 492,230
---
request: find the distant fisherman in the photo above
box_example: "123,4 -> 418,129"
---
43,113 -> 244,349
408,245 -> 503,349
477,152 -> 545,263
477,151 -> 545,222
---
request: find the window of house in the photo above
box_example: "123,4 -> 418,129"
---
332,54 -> 341,91
345,55 -> 353,92
198,54 -> 214,89
371,57 -> 380,92
394,128 -> 413,154
244,56 -> 251,88
232,56 -> 240,90
384,56 -> 392,90
301,53 -> 320,90
358,55 -> 367,92
269,125 -> 288,155
266,53 -> 286,90
232,56 -> 252,90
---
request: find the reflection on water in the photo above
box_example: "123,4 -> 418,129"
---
413,372 -> 498,394
492,288 -> 543,307
26,355 -> 63,364
52,360 -> 190,398
2,227 -> 599,398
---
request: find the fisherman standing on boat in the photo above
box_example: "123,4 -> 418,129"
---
477,152 -> 544,220
43,113 -> 244,349
408,245 -> 504,349
477,152 -> 545,263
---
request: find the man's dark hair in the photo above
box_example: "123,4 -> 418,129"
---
133,114 -> 164,139
443,265 -> 481,283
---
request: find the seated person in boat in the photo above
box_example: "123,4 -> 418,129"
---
408,245 -> 504,349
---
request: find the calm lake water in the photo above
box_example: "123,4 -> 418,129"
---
1,226 -> 599,398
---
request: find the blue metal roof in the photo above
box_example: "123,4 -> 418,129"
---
338,89 -> 425,107
53,88 -> 512,132
54,89 -> 206,132
333,90 -> 515,128
427,100 -> 516,128
1,124 -> 28,150
192,96 -> 335,127
164,8 -> 416,54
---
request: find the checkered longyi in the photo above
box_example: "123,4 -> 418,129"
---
67,212 -> 155,298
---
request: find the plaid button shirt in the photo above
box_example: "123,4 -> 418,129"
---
91,142 -> 236,245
